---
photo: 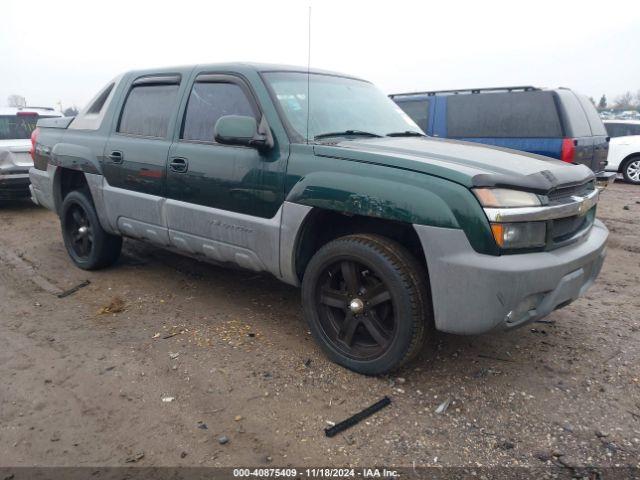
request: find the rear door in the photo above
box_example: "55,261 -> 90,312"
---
444,91 -> 564,158
102,73 -> 184,245
576,93 -> 609,172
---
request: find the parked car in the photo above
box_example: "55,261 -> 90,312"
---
30,64 -> 608,374
0,107 -> 62,200
390,86 -> 616,185
603,120 -> 640,184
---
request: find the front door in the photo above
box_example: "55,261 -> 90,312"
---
164,73 -> 286,273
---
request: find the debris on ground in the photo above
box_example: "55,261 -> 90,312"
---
197,422 -> 207,430
97,296 -> 125,315
435,398 -> 451,415
57,280 -> 90,299
325,396 -> 391,438
180,451 -> 187,459
125,451 -> 144,463
218,435 -> 229,445
161,396 -> 175,403
496,440 -> 515,450
162,331 -> 182,339
234,415 -> 243,422
169,352 -> 180,359
478,353 -> 513,362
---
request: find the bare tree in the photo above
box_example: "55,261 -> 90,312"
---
614,91 -> 634,109
7,94 -> 26,108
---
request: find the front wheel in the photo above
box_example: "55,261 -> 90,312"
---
622,156 -> 640,185
301,234 -> 430,375
60,189 -> 122,270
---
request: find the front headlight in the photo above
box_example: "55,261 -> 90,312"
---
473,188 -> 542,208
490,222 -> 546,249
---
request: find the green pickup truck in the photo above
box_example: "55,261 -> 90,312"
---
29,63 -> 608,375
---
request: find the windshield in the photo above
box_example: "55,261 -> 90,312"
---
263,72 -> 422,142
0,114 -> 47,140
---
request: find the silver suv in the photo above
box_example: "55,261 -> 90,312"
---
0,107 -> 61,200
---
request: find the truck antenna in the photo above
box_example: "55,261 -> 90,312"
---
306,5 -> 311,145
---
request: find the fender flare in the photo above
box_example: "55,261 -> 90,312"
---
285,170 -> 498,255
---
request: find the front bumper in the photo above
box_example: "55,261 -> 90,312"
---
414,219 -> 608,335
0,173 -> 31,199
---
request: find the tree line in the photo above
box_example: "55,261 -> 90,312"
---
593,91 -> 640,111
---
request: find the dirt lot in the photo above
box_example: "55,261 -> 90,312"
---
1,182 -> 639,470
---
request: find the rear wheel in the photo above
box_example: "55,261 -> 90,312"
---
301,234 -> 430,375
622,156 -> 640,185
60,189 -> 122,270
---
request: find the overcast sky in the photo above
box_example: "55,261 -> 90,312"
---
2,0 -> 639,110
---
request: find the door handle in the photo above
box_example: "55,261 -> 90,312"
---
108,151 -> 123,163
169,157 -> 188,173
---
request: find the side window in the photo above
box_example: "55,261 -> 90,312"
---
395,99 -> 429,133
608,123 -> 640,137
446,91 -> 563,138
605,123 -> 623,137
557,90 -> 591,137
118,84 -> 180,138
181,82 -> 257,142
576,94 -> 607,136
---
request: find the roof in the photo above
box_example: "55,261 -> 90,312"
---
124,62 -> 365,81
0,107 -> 62,116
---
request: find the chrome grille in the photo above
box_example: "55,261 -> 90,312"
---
547,181 -> 595,202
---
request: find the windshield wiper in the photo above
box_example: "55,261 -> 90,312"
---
314,130 -> 383,140
386,131 -> 426,137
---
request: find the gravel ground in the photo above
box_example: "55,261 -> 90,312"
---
0,181 -> 639,470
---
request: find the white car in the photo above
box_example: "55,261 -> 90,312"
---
0,107 -> 62,200
604,120 -> 640,185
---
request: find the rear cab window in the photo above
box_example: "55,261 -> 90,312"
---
446,91 -> 563,138
181,80 -> 258,142
117,76 -> 181,138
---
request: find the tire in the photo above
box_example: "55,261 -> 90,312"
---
301,233 -> 431,375
60,188 -> 122,270
622,156 -> 640,185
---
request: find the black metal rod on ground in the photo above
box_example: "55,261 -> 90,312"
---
56,280 -> 90,299
325,396 -> 391,438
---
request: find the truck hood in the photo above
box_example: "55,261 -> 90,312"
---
313,136 -> 594,193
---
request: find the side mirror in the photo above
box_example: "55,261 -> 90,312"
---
214,115 -> 272,151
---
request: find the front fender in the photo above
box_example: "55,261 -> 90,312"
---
285,167 -> 498,255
